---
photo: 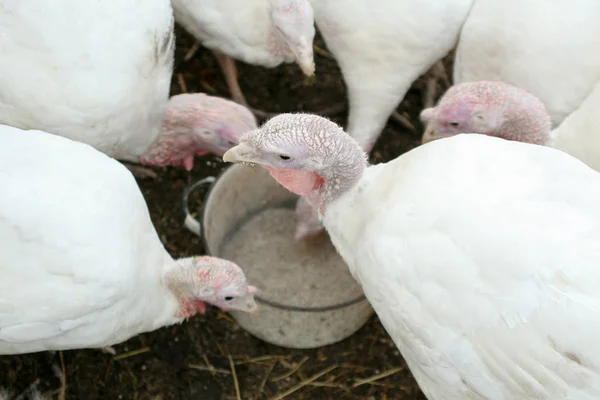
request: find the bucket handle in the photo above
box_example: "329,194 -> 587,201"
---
181,176 -> 216,237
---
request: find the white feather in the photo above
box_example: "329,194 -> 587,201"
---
172,0 -> 288,67
311,0 -> 474,150
0,0 -> 174,162
454,0 -> 600,174
549,81 -> 600,172
324,134 -> 600,399
0,125 -> 181,354
454,0 -> 600,127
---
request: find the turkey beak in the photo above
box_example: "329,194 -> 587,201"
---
294,36 -> 315,76
282,34 -> 315,76
421,125 -> 437,145
223,143 -> 259,165
297,55 -> 315,76
244,298 -> 260,316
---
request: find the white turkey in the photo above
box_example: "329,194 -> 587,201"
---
223,111 -> 600,399
312,0 -> 474,152
420,80 -> 600,173
0,125 -> 257,355
454,0 -> 600,127
0,0 -> 257,176
172,0 -> 316,116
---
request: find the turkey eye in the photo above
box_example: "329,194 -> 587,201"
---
449,122 -> 460,127
224,296 -> 234,301
279,155 -> 291,160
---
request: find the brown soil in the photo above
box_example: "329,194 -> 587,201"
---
0,25 -> 453,400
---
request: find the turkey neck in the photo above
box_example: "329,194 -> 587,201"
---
317,129 -> 368,209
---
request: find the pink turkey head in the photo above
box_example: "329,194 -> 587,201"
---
140,93 -> 257,171
169,256 -> 258,317
223,113 -> 368,210
421,81 -> 552,145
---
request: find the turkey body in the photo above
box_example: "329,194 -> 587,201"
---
311,0 -> 474,150
324,134 -> 600,399
0,0 -> 175,162
454,0 -> 600,127
0,125 -> 181,354
454,0 -> 600,173
173,0 -> 291,68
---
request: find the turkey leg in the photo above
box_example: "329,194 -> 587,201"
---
423,60 -> 450,109
212,50 -> 278,120
212,50 -> 248,106
212,51 -> 346,121
123,163 -> 159,179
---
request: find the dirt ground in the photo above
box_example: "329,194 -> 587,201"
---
0,26 -> 453,400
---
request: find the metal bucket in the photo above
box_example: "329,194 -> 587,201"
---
182,164 -> 373,349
